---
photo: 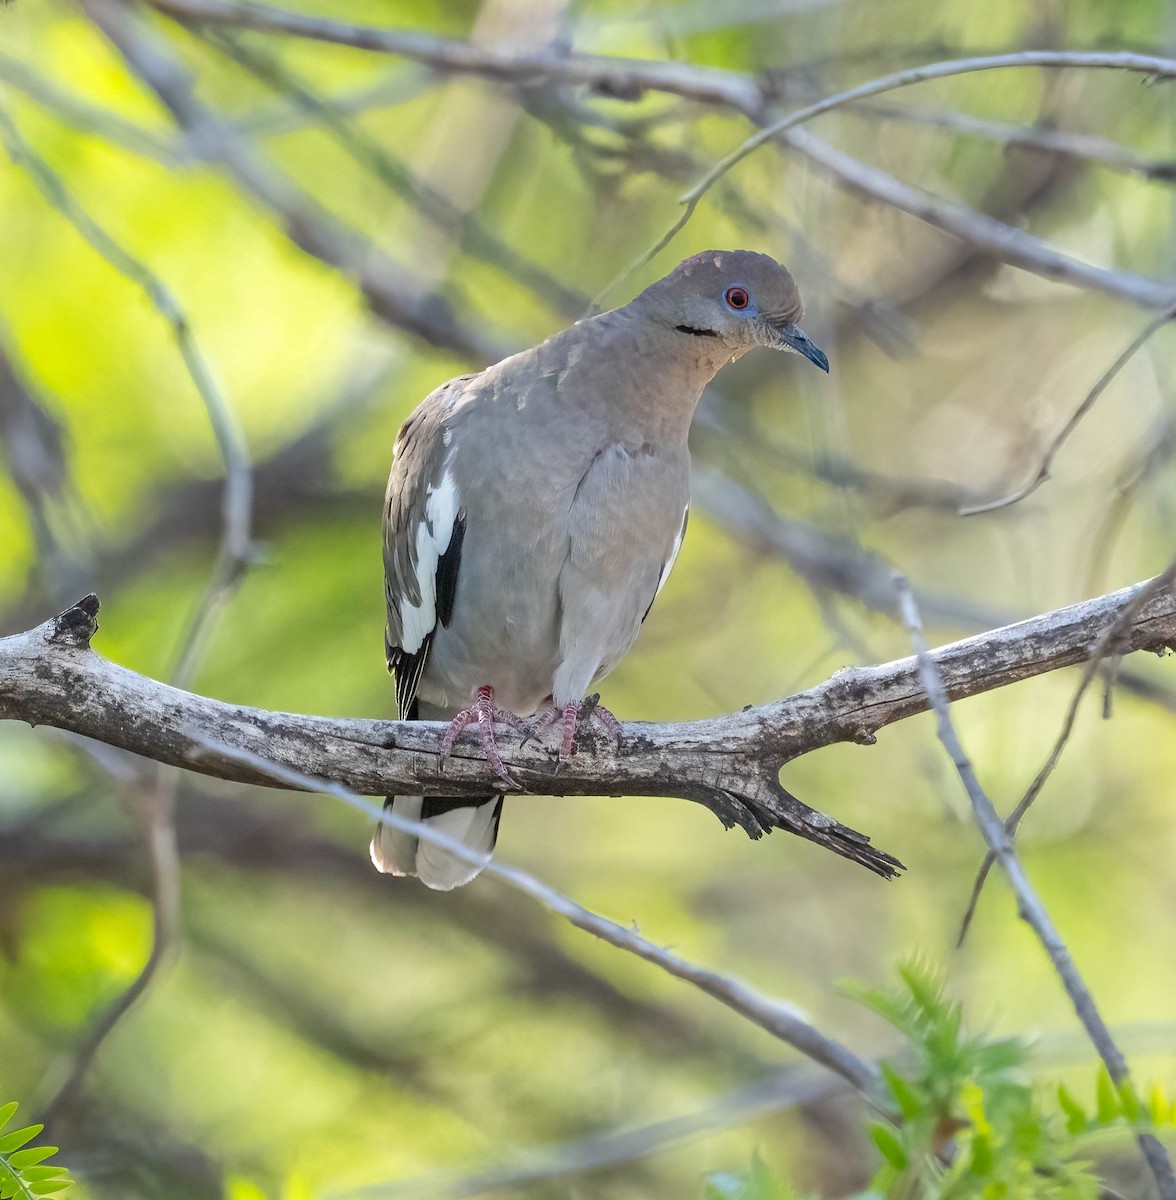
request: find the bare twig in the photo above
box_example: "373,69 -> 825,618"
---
2,784 -> 774,1075
0,101 -> 256,1125
894,575 -> 1176,1200
683,49 -> 1176,203
605,50 -> 1176,302
0,103 -> 253,593
38,771 -> 181,1123
956,562 -> 1176,944
144,0 -> 766,108
83,10 -> 1176,314
80,0 -> 505,362
0,90 -> 260,1123
961,306 -> 1176,514
139,5 -> 1176,116
343,1070 -> 843,1200
851,100 -> 1176,182
778,126 -> 1176,312
0,52 -> 180,163
0,334 -> 89,603
233,68 -> 434,138
196,737 -> 881,1094
0,355 -> 399,638
692,469 -> 1012,630
198,29 -> 587,319
1085,412 -> 1176,597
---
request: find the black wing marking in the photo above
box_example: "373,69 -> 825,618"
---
389,511 -> 466,719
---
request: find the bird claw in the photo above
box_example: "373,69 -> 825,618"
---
440,685 -> 522,788
536,693 -> 622,764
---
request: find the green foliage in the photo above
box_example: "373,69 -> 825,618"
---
847,961 -> 1176,1199
0,1099 -> 72,1199
710,963 -> 1176,1200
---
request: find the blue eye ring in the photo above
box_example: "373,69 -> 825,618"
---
724,286 -> 750,310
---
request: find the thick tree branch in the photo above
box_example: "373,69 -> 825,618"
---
2,578 -> 1174,877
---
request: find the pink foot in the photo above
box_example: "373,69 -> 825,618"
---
535,693 -> 622,763
441,685 -> 524,787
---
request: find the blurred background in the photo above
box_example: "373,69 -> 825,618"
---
1,0 -> 1175,1196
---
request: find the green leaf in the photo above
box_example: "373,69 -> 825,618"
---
1058,1083 -> 1088,1134
1118,1080 -> 1143,1123
975,1037 -> 1027,1073
16,1169 -> 64,1183
1095,1066 -> 1120,1124
0,1127 -> 43,1155
869,1122 -> 908,1171
968,1131 -> 994,1177
6,1150 -> 56,1172
0,1097 -> 71,1200
880,1062 -> 923,1120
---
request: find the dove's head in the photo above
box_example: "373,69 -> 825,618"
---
637,249 -> 828,371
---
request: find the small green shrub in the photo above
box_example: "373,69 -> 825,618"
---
0,1099 -> 72,1199
707,961 -> 1175,1200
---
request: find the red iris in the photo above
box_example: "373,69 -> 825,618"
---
724,286 -> 750,310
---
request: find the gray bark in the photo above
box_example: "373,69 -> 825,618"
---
1,580 -> 1173,878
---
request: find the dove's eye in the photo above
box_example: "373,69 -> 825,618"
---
724,287 -> 750,310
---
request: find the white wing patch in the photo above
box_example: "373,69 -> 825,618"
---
655,503 -> 690,599
397,466 -> 460,654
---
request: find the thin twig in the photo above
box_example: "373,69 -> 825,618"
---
851,100 -> 1176,182
121,9 -> 1176,313
684,49 -> 1176,205
0,94 -> 255,1126
961,305 -> 1176,514
779,126 -> 1176,313
146,0 -> 766,108
197,28 -> 587,319
605,50 -> 1176,304
234,67 -> 434,138
77,5 -> 1176,321
194,738 -> 882,1095
693,469 -> 1011,629
141,5 -> 1176,116
894,574 -> 1176,1200
0,52 -> 181,163
1084,412 -> 1176,597
0,333 -> 89,604
38,772 -> 181,1123
341,1070 -> 843,1200
956,561 -> 1176,944
0,103 -> 253,586
81,0 -> 505,362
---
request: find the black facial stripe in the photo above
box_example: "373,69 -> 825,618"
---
675,325 -> 720,337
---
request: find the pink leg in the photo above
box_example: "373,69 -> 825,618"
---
554,693 -> 623,763
441,685 -> 524,786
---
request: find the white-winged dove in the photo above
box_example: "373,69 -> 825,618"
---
373,250 -> 828,889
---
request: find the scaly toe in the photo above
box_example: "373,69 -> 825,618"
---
440,686 -> 522,788
440,709 -> 478,758
558,703 -> 578,763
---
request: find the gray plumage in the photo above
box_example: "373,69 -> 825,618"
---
372,250 -> 827,889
